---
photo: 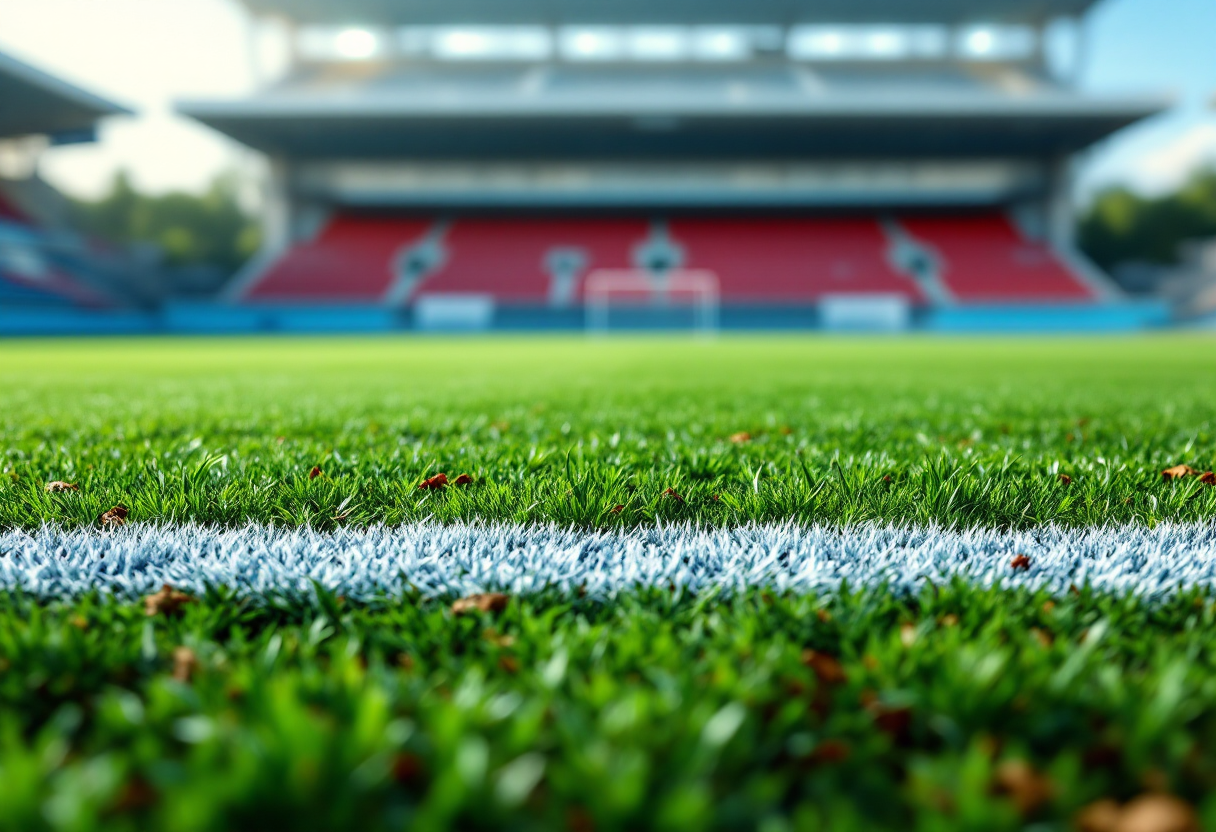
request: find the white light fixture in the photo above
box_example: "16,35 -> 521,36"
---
626,27 -> 689,61
559,27 -> 625,61
691,28 -> 750,61
966,28 -> 995,56
789,24 -> 949,61
334,28 -> 379,60
957,25 -> 1036,61
431,27 -> 552,60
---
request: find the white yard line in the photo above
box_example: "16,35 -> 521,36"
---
2,522 -> 1215,602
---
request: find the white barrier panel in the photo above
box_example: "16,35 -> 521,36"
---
819,293 -> 910,331
414,293 -> 495,330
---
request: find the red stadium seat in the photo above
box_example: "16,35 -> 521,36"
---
898,214 -> 1095,301
241,212 -> 1098,306
246,215 -> 433,301
667,217 -> 925,302
414,218 -> 648,303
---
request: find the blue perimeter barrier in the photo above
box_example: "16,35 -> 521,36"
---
0,299 -> 1174,336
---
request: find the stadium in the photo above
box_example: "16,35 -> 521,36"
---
3,0 -> 1216,830
2,0 -> 1182,334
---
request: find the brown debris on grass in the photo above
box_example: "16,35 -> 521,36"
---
991,759 -> 1055,815
451,592 -> 510,616
99,505 -> 129,530
144,584 -> 194,618
45,481 -> 79,493
801,649 -> 847,686
172,646 -> 199,682
1161,464 -> 1199,481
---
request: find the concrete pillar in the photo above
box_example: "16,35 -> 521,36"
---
263,156 -> 293,254
1045,155 -> 1075,250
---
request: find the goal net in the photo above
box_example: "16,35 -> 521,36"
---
584,269 -> 720,334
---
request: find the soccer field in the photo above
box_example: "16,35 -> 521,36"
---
2,334 -> 1216,831
3,334 -> 1216,529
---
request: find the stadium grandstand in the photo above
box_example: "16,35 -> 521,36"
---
0,50 -> 144,330
170,0 -> 1169,332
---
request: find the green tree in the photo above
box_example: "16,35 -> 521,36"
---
1078,168 -> 1216,271
72,171 -> 262,275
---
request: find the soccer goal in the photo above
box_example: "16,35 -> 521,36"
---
584,269 -> 720,334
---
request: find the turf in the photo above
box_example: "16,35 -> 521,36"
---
2,335 -> 1216,530
3,587 -> 1216,831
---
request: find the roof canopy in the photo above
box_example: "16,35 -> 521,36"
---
180,64 -> 1165,160
0,51 -> 130,140
241,0 -> 1100,26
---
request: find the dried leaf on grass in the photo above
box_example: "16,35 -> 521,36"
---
729,432 -> 752,444
860,690 -> 912,739
662,487 -> 684,503
483,628 -> 516,648
808,739 -> 851,765
144,584 -> 194,618
419,473 -> 448,490
451,592 -> 510,616
99,505 -> 129,529
609,504 -> 624,514
1059,474 -> 1073,485
172,646 -> 199,682
453,473 -> 474,486
801,649 -> 848,685
1162,464 -> 1199,481
45,481 -> 79,493
1200,471 -> 1216,486
308,466 -> 323,479
1075,794 -> 1199,832
1010,554 -> 1031,571
991,759 -> 1055,815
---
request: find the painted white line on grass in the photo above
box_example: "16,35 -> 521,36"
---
1,522 -> 1215,602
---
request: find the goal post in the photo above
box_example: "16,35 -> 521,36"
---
584,269 -> 720,334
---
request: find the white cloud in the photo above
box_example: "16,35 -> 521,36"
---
1133,122 -> 1216,187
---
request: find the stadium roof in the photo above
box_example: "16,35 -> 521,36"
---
180,64 -> 1166,160
0,50 -> 131,141
240,0 -> 1100,26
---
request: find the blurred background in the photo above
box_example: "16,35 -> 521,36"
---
0,0 -> 1214,335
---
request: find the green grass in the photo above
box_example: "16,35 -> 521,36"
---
2,335 -> 1216,529
2,586 -> 1216,831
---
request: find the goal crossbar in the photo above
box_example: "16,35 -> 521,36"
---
584,269 -> 720,333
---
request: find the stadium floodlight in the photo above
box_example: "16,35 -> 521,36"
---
691,28 -> 751,61
965,28 -> 995,56
559,27 -> 626,61
625,27 -> 689,61
334,28 -> 380,60
958,25 -> 1035,60
788,27 -> 845,59
431,27 -> 552,61
788,25 -> 949,61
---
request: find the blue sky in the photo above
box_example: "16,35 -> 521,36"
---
1076,0 -> 1216,196
0,0 -> 1212,201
